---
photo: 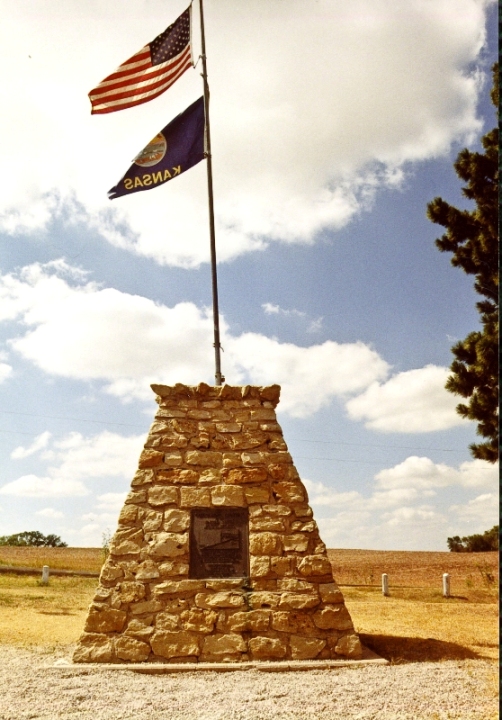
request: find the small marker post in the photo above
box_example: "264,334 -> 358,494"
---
382,573 -> 389,596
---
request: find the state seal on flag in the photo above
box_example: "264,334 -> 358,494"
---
134,133 -> 167,167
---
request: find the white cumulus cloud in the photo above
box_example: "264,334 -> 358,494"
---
0,0 -> 491,266
345,365 -> 466,432
35,507 -> 64,519
1,261 -> 389,417
11,431 -> 52,459
0,475 -> 88,498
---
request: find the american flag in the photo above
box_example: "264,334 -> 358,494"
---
89,6 -> 192,114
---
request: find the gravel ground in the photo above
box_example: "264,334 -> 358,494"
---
0,646 -> 497,720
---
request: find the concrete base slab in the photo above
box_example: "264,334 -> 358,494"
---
52,646 -> 388,673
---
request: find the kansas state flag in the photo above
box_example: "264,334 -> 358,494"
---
108,97 -> 205,199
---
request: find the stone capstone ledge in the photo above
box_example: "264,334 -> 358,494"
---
150,383 -> 281,407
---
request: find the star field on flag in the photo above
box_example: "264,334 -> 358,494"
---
89,6 -> 192,114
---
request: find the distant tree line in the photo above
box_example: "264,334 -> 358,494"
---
0,530 -> 67,547
447,525 -> 499,552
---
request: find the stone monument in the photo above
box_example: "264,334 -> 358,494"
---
74,383 -> 362,663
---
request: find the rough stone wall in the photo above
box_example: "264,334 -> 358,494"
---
73,384 -> 362,663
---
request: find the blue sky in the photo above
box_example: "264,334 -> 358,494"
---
0,0 -> 497,550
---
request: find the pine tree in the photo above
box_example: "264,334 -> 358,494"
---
427,63 -> 499,463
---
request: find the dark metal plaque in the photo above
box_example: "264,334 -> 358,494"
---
189,508 -> 249,579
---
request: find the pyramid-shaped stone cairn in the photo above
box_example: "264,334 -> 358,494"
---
74,384 -> 362,664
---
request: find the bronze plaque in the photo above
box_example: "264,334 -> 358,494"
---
189,508 -> 249,579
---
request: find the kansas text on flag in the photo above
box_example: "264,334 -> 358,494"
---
89,6 -> 192,114
108,97 -> 205,199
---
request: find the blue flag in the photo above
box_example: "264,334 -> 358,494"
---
108,97 -> 205,199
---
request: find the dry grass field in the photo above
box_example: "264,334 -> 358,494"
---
0,547 -> 498,666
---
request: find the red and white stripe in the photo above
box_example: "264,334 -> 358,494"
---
89,43 -> 192,114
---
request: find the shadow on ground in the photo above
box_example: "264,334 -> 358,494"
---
360,633 -> 484,664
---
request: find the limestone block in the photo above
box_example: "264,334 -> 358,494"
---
138,448 -> 164,468
163,509 -> 190,532
241,451 -> 268,466
264,504 -> 291,516
125,489 -> 147,504
163,451 -> 183,466
268,438 -> 288,451
334,633 -> 363,658
272,481 -> 305,503
148,433 -> 188,450
117,581 -> 146,604
93,586 -> 112,602
215,422 -> 241,433
225,610 -> 269,632
249,532 -> 282,556
210,434 -> 233,451
249,408 -> 276,420
154,580 -> 205,596
291,520 -> 316,532
231,432 -> 267,450
150,630 -> 200,659
244,487 -> 270,504
115,636 -> 151,662
224,467 -> 268,485
180,609 -> 217,633
198,469 -> 222,485
293,503 -> 313,518
282,533 -> 309,553
118,504 -> 137,525
155,611 -> 181,631
297,555 -> 333,577
155,408 -> 186,418
250,556 -> 270,577
157,469 -> 198,485
277,579 -> 316,592
180,487 -> 211,507
319,583 -> 344,604
270,556 -> 294,576
140,509 -> 163,533
110,532 -> 143,557
148,486 -> 178,506
248,592 -> 280,609
211,485 -> 245,506
313,605 -> 354,631
259,385 -> 281,404
99,564 -> 124,583
187,409 -> 212,419
185,450 -> 222,467
250,517 -> 286,532
130,599 -> 163,615
202,633 -> 246,656
84,608 -> 127,633
204,579 -> 245,591
190,434 -> 211,449
259,422 -> 282,433
125,619 -> 154,640
131,469 -> 155,486
159,559 -> 189,577
248,636 -> 287,659
200,400 -> 221,409
290,636 -> 326,660
171,419 -> 197,435
195,592 -> 246,609
271,611 -> 318,636
148,532 -> 188,558
268,464 -> 286,480
73,633 -> 114,663
279,593 -> 320,610
222,453 -> 241,468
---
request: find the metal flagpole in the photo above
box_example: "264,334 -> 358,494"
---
198,0 -> 224,386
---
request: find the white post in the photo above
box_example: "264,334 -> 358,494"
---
382,573 -> 389,596
41,565 -> 49,585
442,573 -> 450,597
